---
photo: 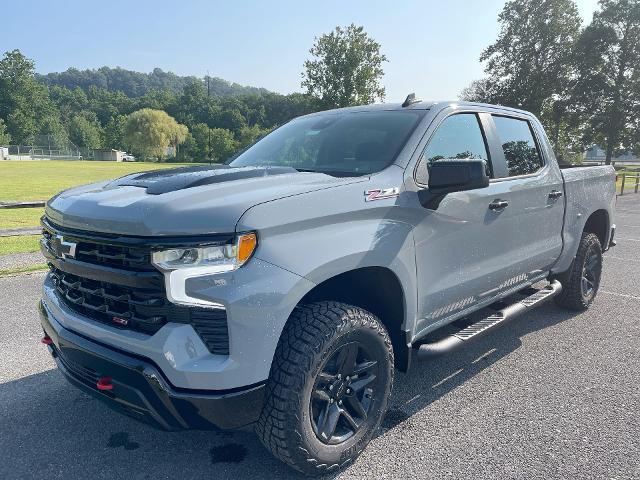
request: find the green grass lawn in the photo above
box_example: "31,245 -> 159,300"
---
0,235 -> 41,255
0,160 -> 197,202
0,263 -> 48,278
0,208 -> 44,229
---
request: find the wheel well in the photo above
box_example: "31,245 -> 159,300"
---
300,267 -> 409,372
583,209 -> 608,247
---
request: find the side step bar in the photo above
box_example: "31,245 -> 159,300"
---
417,280 -> 562,359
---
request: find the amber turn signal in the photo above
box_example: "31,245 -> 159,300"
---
237,233 -> 257,264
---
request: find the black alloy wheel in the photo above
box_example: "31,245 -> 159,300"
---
310,341 -> 379,445
581,246 -> 600,301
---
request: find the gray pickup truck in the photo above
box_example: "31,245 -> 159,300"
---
39,98 -> 616,475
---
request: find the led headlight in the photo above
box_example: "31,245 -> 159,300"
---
152,233 -> 257,272
151,233 -> 257,308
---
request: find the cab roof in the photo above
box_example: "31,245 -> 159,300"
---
303,100 -> 535,117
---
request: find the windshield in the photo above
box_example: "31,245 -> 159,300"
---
228,110 -> 424,176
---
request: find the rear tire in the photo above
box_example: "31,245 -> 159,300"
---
554,232 -> 603,311
255,301 -> 393,475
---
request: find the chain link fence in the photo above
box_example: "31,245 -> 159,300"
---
0,135 -> 102,161
1,145 -> 89,161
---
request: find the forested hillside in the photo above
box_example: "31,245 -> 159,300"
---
0,49 -> 323,162
37,66 -> 269,98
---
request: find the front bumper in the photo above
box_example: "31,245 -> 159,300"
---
39,301 -> 265,430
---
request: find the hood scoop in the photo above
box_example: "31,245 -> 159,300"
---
108,165 -> 298,195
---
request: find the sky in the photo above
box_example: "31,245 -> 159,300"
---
1,0 -> 601,102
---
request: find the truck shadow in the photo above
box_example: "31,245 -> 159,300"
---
0,304 -> 580,480
379,303 -> 581,434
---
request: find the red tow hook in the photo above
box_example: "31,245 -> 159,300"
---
96,376 -> 114,391
41,335 -> 53,345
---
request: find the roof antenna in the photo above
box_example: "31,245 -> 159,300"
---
402,93 -> 420,107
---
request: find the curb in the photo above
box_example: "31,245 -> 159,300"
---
0,227 -> 41,237
0,201 -> 46,209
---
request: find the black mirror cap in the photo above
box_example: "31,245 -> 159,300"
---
427,159 -> 489,194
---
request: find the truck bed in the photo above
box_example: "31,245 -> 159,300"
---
553,165 -> 616,274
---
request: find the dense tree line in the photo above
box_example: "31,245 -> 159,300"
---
0,49 -> 326,161
461,0 -> 640,164
38,66 -> 268,98
0,23 -> 387,163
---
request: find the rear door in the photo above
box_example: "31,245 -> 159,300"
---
487,114 -> 565,279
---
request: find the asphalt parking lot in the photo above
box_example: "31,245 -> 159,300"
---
1,195 -> 638,480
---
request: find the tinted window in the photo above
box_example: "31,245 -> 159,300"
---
229,110 -> 424,176
493,116 -> 543,176
423,113 -> 489,166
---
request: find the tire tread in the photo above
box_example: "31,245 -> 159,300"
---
255,301 -> 393,475
554,232 -> 602,311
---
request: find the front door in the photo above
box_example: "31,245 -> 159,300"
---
410,111 -> 536,335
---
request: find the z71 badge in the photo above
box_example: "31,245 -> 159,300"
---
364,187 -> 400,202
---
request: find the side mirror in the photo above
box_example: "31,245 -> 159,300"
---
417,159 -> 489,209
427,159 -> 489,194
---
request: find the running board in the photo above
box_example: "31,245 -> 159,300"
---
417,280 -> 562,359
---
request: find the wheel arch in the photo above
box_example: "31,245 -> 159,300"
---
298,266 -> 411,372
583,209 -> 609,248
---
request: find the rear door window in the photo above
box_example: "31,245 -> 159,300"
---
492,116 -> 544,176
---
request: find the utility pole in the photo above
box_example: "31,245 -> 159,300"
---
207,71 -> 212,165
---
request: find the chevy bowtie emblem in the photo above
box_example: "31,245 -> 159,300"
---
50,234 -> 77,259
364,187 -> 400,202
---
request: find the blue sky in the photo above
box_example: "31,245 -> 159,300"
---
1,0 -> 600,101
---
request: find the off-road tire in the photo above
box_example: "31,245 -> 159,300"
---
255,301 -> 394,475
554,232 -> 603,310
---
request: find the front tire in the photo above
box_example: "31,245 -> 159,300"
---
554,232 -> 603,310
256,301 -> 393,475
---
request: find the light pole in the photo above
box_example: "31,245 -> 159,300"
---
207,72 -> 212,165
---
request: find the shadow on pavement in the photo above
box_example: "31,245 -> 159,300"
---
0,303 -> 579,480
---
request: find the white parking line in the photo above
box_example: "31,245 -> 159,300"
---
601,290 -> 640,301
616,237 -> 640,242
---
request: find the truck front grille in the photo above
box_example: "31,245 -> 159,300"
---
42,220 -> 230,356
42,229 -> 155,272
50,266 -> 175,334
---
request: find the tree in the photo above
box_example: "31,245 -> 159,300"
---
237,124 -> 270,149
69,111 -> 103,148
459,78 -> 499,103
302,24 -> 387,108
0,49 -> 65,144
209,128 -> 238,162
214,107 -> 246,134
182,123 -> 210,161
104,114 -> 128,150
572,0 -> 640,163
0,118 -> 11,145
477,0 -> 582,119
182,123 -> 238,162
123,108 -> 188,160
173,80 -> 220,128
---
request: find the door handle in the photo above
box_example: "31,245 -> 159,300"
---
488,199 -> 509,210
548,190 -> 563,199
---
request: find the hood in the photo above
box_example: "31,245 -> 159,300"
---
45,165 -> 363,236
